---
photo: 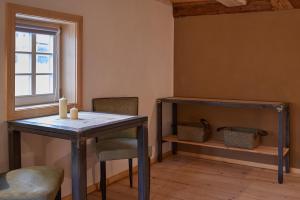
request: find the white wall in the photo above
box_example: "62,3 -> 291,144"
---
0,0 -> 174,196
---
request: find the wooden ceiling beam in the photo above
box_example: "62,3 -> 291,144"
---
173,0 -> 273,17
289,0 -> 300,8
216,0 -> 247,7
270,0 -> 293,10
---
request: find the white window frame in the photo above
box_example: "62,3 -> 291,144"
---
15,23 -> 60,107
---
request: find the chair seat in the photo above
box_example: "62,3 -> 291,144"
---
95,138 -> 152,161
0,166 -> 64,200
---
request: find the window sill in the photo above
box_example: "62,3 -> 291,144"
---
9,102 -> 59,120
10,102 -> 78,120
15,102 -> 59,111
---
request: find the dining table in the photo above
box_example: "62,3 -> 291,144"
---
7,111 -> 150,200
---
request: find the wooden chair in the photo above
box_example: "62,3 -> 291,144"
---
92,97 -> 151,200
0,166 -> 64,200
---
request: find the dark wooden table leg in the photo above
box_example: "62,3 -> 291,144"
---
71,137 -> 87,200
157,100 -> 163,162
172,103 -> 178,155
138,124 -> 150,200
277,106 -> 284,184
285,106 -> 290,173
8,129 -> 21,170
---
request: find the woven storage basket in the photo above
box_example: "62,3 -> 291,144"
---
217,127 -> 268,149
177,119 -> 211,143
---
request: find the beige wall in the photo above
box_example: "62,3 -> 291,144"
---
174,10 -> 300,168
0,0 -> 174,196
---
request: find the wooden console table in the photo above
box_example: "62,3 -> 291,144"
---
156,97 -> 290,184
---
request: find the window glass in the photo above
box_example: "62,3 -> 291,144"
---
15,53 -> 32,73
36,34 -> 54,53
15,26 -> 58,106
15,31 -> 32,52
36,54 -> 53,73
15,75 -> 32,96
36,75 -> 53,94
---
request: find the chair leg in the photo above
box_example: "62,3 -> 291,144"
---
55,188 -> 61,200
129,158 -> 133,188
100,161 -> 106,200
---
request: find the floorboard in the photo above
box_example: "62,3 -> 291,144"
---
88,154 -> 300,200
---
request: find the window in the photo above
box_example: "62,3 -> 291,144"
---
15,24 -> 60,107
6,3 -> 83,120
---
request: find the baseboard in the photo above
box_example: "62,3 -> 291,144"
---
62,151 -> 172,200
177,151 -> 300,175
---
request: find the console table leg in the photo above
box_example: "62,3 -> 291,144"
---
278,109 -> 284,184
172,103 -> 178,155
285,107 -> 290,173
157,100 -> 163,162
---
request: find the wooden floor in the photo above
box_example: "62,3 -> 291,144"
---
88,154 -> 300,200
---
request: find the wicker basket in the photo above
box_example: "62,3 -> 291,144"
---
177,119 -> 211,143
217,127 -> 268,149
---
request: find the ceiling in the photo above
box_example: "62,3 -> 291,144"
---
170,0 -> 300,17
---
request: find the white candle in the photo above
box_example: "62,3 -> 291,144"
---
59,97 -> 68,119
70,107 -> 78,120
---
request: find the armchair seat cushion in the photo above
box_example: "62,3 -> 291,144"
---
95,138 -> 152,161
0,166 -> 64,200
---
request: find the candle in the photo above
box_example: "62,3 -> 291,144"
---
70,107 -> 78,120
59,97 -> 68,119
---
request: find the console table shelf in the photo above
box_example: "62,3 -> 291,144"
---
156,97 -> 290,184
163,135 -> 289,157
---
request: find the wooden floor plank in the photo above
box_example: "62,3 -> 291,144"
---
88,154 -> 300,200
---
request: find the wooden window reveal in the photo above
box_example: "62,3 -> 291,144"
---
5,3 -> 83,120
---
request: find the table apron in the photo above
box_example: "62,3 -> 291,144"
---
8,125 -> 75,140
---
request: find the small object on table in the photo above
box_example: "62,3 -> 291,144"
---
59,97 -> 68,119
70,107 -> 79,120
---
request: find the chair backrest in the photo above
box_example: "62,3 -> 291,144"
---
92,97 -> 138,139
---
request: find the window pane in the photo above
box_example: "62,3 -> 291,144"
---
15,53 -> 32,73
15,32 -> 32,52
36,75 -> 53,94
36,34 -> 54,53
36,54 -> 53,73
15,75 -> 32,96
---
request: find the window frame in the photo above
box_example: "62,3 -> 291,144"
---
15,26 -> 60,107
5,3 -> 83,120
